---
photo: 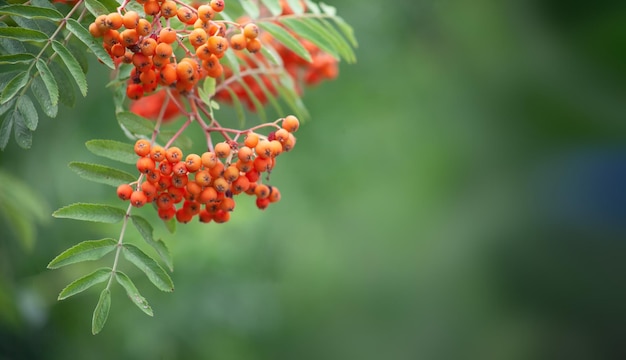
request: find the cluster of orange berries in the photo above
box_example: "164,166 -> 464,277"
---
116,115 -> 299,224
87,0 -> 263,100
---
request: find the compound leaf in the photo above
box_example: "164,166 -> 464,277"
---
257,22 -> 311,63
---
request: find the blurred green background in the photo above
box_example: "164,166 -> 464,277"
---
2,0 -> 626,359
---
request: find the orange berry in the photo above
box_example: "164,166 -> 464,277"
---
198,187 -> 217,204
157,175 -> 172,191
146,170 -> 161,183
176,208 -> 193,223
132,53 -> 152,71
158,206 -> 176,220
143,0 -> 161,16
121,28 -> 139,47
255,184 -> 270,199
122,11 -> 139,29
141,181 -> 157,198
126,83 -> 144,100
95,14 -> 108,32
155,42 -> 173,59
220,197 -> 235,212
102,29 -> 120,46
160,0 -> 177,18
177,7 -> 197,24
246,169 -> 260,182
255,140 -> 272,159
246,38 -> 261,53
188,28 -> 208,48
195,170 -> 211,187
210,0 -> 225,12
165,146 -> 183,163
168,186 -> 186,202
196,44 -> 212,61
269,140 -> 283,157
253,156 -> 272,172
230,33 -> 247,50
208,161 -> 224,178
282,115 -> 299,132
186,181 -> 203,196
201,151 -> 218,168
231,175 -> 250,193
173,161 -> 188,176
244,132 -> 259,148
214,142 -> 231,158
197,5 -> 215,22
199,209 -> 213,223
140,38 -> 157,56
283,133 -> 296,151
159,27 -> 177,44
194,18 -> 210,31
207,36 -> 228,54
275,128 -> 290,143
106,12 -> 123,30
213,209 -> 230,223
136,156 -> 156,173
243,23 -> 259,39
159,162 -> 173,177
237,146 -> 253,162
235,159 -> 253,172
110,43 -> 125,57
213,177 -> 229,192
153,56 -> 170,69
89,22 -> 103,37
223,165 -> 240,183
269,186 -> 281,203
156,192 -> 173,209
130,190 -> 148,207
134,139 -> 151,156
185,153 -> 202,172
202,55 -> 223,78
136,18 -> 152,36
172,174 -> 189,188
117,183 -> 133,200
256,197 -> 270,210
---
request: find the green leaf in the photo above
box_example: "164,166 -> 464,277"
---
0,4 -> 62,20
122,244 -> 174,292
84,0 -> 109,17
12,108 -> 31,149
260,0 -> 282,16
85,139 -> 137,165
51,40 -> 88,97
53,203 -> 126,223
158,130 -> 192,150
68,162 -> 136,187
131,215 -> 173,271
0,98 -> 14,117
260,43 -> 283,66
58,267 -> 111,300
0,109 -> 13,150
0,53 -> 34,64
0,27 -> 48,42
280,18 -> 339,60
285,0 -> 304,14
239,0 -> 260,18
66,19 -> 115,70
1,71 -> 28,105
31,75 -> 58,118
331,16 -> 358,48
35,59 -> 59,107
117,111 -> 154,137
48,239 -> 117,269
49,60 -> 76,107
319,2 -> 336,16
236,77 -> 267,121
92,288 -> 111,335
303,0 -> 320,14
17,95 -> 37,131
163,217 -> 176,234
318,18 -> 356,62
257,22 -> 312,62
115,271 -> 153,316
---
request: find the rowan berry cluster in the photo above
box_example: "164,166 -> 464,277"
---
116,115 -> 299,224
87,0 -> 262,100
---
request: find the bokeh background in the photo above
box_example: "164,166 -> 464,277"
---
2,0 -> 626,359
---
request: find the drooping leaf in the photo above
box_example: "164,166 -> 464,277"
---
280,17 -> 339,60
68,162 -> 136,187
260,0 -> 282,16
53,203 -> 126,223
0,27 -> 48,42
0,53 -> 34,64
122,244 -> 174,292
31,75 -> 58,117
48,239 -> 117,269
331,16 -> 358,48
285,0 -> 304,14
239,0 -> 260,18
0,109 -> 13,150
131,215 -> 173,271
58,267 -> 111,300
51,40 -> 88,96
0,98 -> 14,117
92,288 -> 111,335
115,271 -> 153,316
116,111 -> 154,137
12,108 -> 31,149
0,4 -> 62,20
35,59 -> 59,107
318,17 -> 357,62
260,43 -> 283,66
49,60 -> 76,107
84,0 -> 109,17
0,71 -> 28,105
17,95 -> 37,131
65,19 -> 115,70
257,21 -> 312,62
85,139 -> 137,165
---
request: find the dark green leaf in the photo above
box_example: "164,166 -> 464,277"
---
12,108 -> 31,149
280,18 -> 339,60
35,59 -> 59,107
258,22 -> 312,62
58,267 -> 111,300
260,0 -> 282,16
68,162 -> 136,187
31,75 -> 58,117
17,95 -> 37,131
131,215 -> 173,271
0,4 -> 62,20
85,139 -> 137,165
0,97 -> 14,117
116,111 -> 154,137
0,53 -> 34,64
115,271 -> 153,316
122,244 -> 174,292
66,19 -> 115,70
92,288 -> 111,335
51,40 -> 88,96
10,13 -> 56,36
0,109 -> 13,150
48,239 -> 117,269
84,0 -> 109,17
53,203 -> 126,223
0,71 -> 28,105
49,60 -> 76,107
0,27 -> 48,42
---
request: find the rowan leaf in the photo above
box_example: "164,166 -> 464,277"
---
35,59 -> 59,107
65,19 -> 115,70
51,40 -> 88,96
0,4 -> 62,20
0,27 -> 48,42
53,203 -> 126,223
131,215 -> 173,271
85,139 -> 137,165
92,288 -> 111,335
0,71 -> 29,105
48,239 -> 117,269
68,162 -> 136,187
258,22 -> 312,63
115,271 -> 153,316
17,95 -> 37,131
123,244 -> 174,292
58,267 -> 111,300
